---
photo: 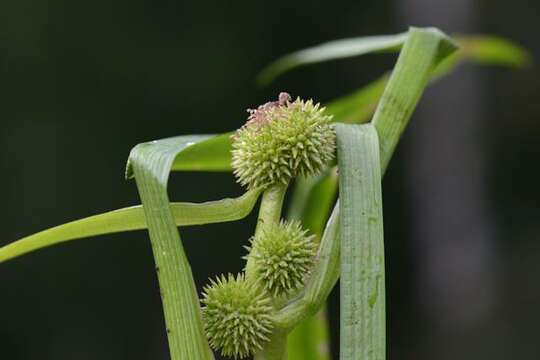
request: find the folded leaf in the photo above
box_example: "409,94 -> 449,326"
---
126,134 -> 233,179
284,27 -> 457,359
334,27 -> 456,360
128,136 -> 226,360
170,132 -> 233,172
337,123 -> 385,360
270,28 -> 529,360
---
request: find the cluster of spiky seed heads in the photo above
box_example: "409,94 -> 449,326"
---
201,273 -> 274,359
248,220 -> 316,298
201,93 -> 326,359
231,92 -> 336,190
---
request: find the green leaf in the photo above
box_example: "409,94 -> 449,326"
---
325,75 -> 389,125
323,35 -> 528,125
334,27 -> 456,360
0,190 -> 260,264
279,28 -> 523,360
373,27 -> 457,171
274,28 -> 525,360
258,29 -> 528,86
336,123 -> 385,360
125,134 -> 233,178
170,132 -> 233,172
270,28 -> 453,336
457,35 -> 531,68
128,136 -> 229,360
285,25 -> 452,352
257,32 -> 407,85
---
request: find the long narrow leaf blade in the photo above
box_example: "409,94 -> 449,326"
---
458,35 -> 531,67
259,30 -> 528,85
128,136 -> 216,360
373,27 -> 456,171
324,35 -> 528,126
0,190 -> 260,264
337,123 -> 385,360
283,28 -> 511,360
257,33 -> 407,85
335,27 -> 456,360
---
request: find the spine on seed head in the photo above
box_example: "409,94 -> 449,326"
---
246,220 -> 317,298
201,273 -> 274,359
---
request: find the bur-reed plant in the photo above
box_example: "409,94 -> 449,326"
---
0,27 -> 528,360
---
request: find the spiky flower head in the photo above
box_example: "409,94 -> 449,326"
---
248,220 -> 317,298
232,92 -> 336,190
201,273 -> 273,359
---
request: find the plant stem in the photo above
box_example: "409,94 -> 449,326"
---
244,183 -> 288,360
245,183 -> 287,281
254,329 -> 289,360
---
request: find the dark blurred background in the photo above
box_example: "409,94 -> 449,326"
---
1,0 -> 538,359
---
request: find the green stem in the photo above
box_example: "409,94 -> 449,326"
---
245,183 -> 288,360
256,184 -> 287,233
245,183 -> 287,280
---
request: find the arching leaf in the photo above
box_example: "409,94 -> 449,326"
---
0,189 -> 260,264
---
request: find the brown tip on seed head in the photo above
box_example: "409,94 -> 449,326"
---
241,92 -> 292,131
278,92 -> 291,105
